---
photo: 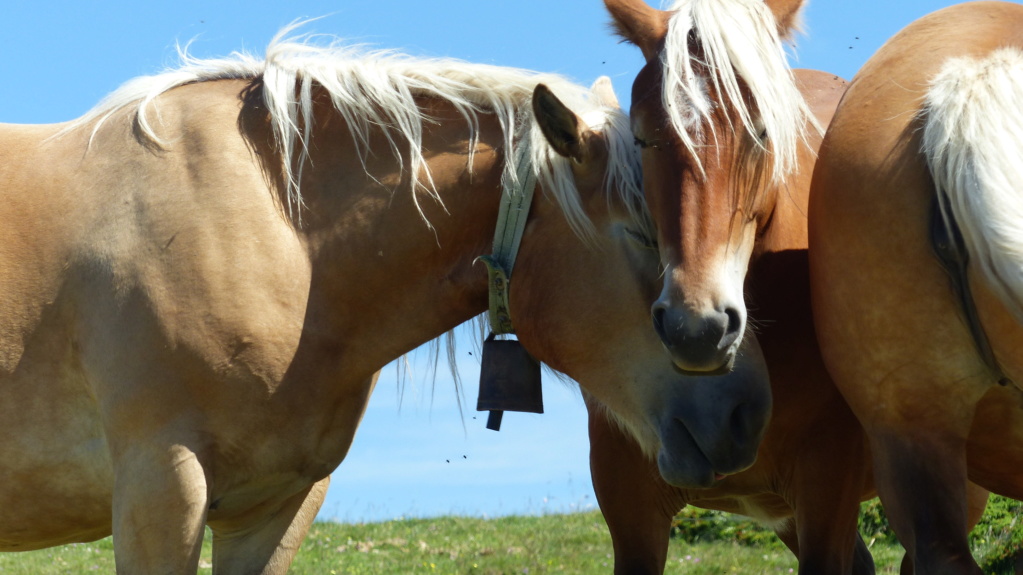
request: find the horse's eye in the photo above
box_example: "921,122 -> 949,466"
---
634,136 -> 661,150
624,227 -> 657,249
753,120 -> 768,144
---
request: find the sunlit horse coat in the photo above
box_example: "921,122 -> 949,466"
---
0,26 -> 772,574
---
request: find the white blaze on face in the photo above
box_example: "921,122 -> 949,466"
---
716,219 -> 756,344
654,219 -> 754,344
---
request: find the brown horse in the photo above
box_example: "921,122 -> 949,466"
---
0,28 -> 773,574
587,66 -> 994,575
584,68 -> 885,575
808,2 -> 1023,573
603,0 -> 815,382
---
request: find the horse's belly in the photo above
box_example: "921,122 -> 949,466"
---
0,339 -> 113,548
685,491 -> 792,525
966,385 -> 1023,498
0,389 -> 113,548
0,462 -> 112,551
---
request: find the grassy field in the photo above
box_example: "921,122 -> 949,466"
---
0,511 -> 857,574
0,498 -> 1017,574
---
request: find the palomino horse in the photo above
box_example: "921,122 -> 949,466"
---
587,68 -> 994,575
603,0 -> 815,380
809,2 -> 1023,573
0,29 -> 773,574
586,69 -> 882,575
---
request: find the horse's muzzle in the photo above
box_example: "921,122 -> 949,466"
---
653,337 -> 772,487
652,299 -> 744,373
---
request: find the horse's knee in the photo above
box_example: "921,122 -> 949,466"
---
211,476 -> 330,575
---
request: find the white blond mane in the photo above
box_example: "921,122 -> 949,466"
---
66,24 -> 643,235
660,0 -> 815,181
923,47 -> 1023,322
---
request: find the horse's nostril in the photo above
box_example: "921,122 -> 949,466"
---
724,306 -> 742,336
730,401 -> 751,440
652,304 -> 669,341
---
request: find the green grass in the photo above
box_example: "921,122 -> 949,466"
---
0,512 -> 882,575
0,497 -> 1018,574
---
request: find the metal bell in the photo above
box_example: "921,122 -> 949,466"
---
477,333 -> 543,431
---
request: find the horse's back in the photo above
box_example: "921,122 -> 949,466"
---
792,69 -> 844,139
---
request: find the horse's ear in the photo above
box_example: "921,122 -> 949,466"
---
590,76 -> 620,109
604,0 -> 669,62
763,0 -> 806,40
532,84 -> 588,164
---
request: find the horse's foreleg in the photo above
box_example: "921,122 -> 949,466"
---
774,518 -> 802,559
852,533 -> 876,575
964,482 -> 989,531
210,476 -> 330,575
787,510 -> 872,575
111,443 -> 209,575
586,396 -> 678,575
758,382 -> 874,575
774,519 -> 875,575
872,431 -> 982,575
784,480 -> 873,574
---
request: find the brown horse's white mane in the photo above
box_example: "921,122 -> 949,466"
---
922,47 -> 1023,323
661,0 -> 815,181
65,23 -> 644,237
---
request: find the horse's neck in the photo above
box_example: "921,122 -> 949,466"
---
294,102 -> 509,375
763,175 -> 811,254
756,68 -> 845,256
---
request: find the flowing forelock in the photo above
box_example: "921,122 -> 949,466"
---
660,0 -> 816,182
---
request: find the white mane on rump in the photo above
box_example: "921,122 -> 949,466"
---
923,47 -> 1023,322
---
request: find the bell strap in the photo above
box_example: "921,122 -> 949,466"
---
478,138 -> 537,335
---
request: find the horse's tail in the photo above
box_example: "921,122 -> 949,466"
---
922,47 -> 1023,322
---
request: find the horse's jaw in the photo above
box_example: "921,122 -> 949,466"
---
652,336 -> 771,488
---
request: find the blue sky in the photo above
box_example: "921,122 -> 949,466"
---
0,0 -> 973,523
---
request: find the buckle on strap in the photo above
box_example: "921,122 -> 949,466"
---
476,255 -> 514,336
478,138 -> 537,335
